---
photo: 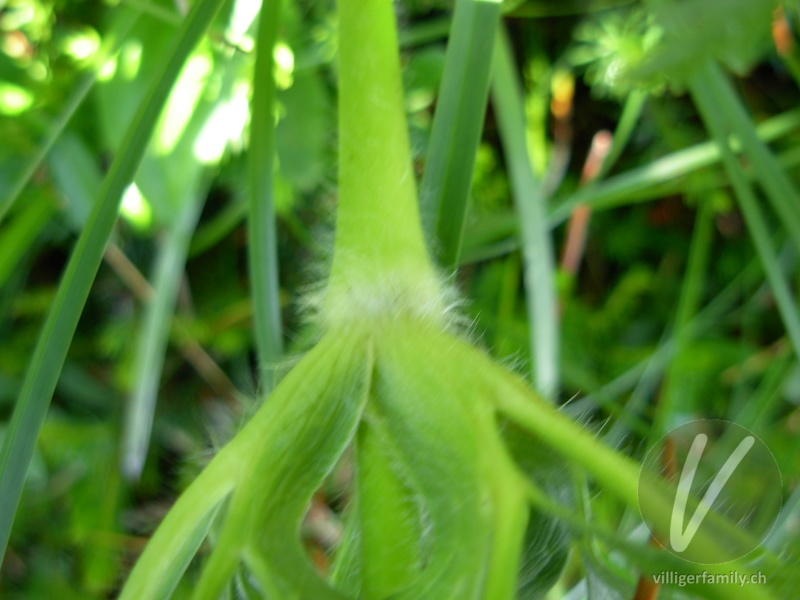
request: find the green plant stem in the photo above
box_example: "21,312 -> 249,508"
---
248,0 -> 284,389
331,0 -> 437,306
491,26 -> 559,398
690,62 -> 800,360
117,457 -> 234,600
0,0 -> 227,564
420,0 -> 502,269
491,381 -> 777,600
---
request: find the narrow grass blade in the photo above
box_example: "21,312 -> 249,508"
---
248,0 -> 284,390
0,194 -> 55,288
121,0 -> 183,24
419,0 -> 502,269
596,89 -> 648,180
550,108 -> 800,224
491,26 -> 559,398
464,109 -> 800,261
0,0 -> 227,563
652,199 -> 714,435
122,195 -> 205,480
570,250 -> 767,423
690,62 -> 800,359
0,12 -> 140,225
704,61 -> 800,253
189,196 -> 246,256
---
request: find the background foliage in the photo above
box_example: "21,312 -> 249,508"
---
1,0 -> 799,597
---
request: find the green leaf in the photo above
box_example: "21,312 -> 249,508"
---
491,26 -> 559,397
0,193 -> 54,290
0,0 -> 229,564
419,0 -> 503,269
689,60 -> 800,363
121,194 -> 205,480
248,0 -> 284,389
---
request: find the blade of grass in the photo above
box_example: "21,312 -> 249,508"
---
419,0 -> 502,269
0,194 -> 55,289
596,89 -> 648,180
690,61 -> 800,359
651,199 -> 715,436
550,107 -> 800,224
0,0 -> 227,563
121,0 -> 183,24
465,131 -> 800,264
569,247 -> 767,425
732,345 -> 794,429
248,0 -> 284,390
491,25 -> 559,397
122,194 -> 205,480
465,107 -> 800,263
703,61 -> 800,253
189,195 -> 246,256
0,12 -> 140,225
103,243 -> 238,399
398,16 -> 451,47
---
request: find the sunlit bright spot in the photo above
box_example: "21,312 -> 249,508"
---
61,28 -> 100,61
120,183 -> 153,230
0,81 -> 34,114
0,3 -> 35,30
155,51 -> 213,155
227,0 -> 260,46
237,36 -> 254,53
99,56 -> 117,81
193,81 -> 250,163
2,31 -> 31,61
121,39 -> 143,80
274,42 -> 294,89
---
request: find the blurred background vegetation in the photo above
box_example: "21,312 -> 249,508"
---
1,0 -> 799,597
